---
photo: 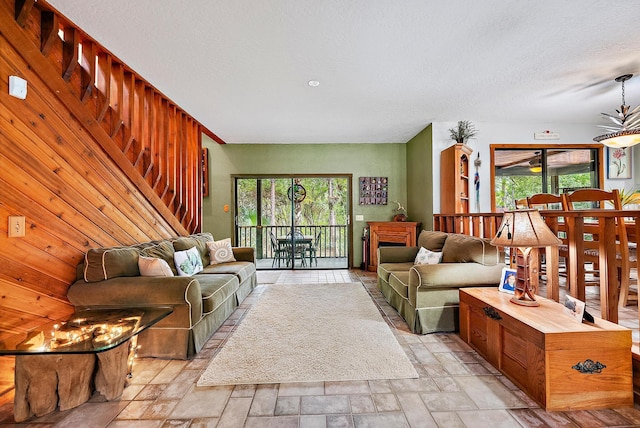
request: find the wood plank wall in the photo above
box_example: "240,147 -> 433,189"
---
0,0 -> 223,400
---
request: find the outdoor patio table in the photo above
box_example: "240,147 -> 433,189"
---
278,235 -> 314,266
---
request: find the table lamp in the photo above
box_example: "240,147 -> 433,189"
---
491,209 -> 561,306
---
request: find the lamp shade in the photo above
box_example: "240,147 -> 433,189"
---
594,130 -> 640,149
490,209 -> 562,248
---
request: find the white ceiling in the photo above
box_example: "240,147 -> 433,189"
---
47,0 -> 640,144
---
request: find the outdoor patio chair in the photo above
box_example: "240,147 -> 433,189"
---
307,231 -> 321,266
270,231 -> 289,267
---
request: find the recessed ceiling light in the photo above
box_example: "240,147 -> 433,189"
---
308,80 -> 320,87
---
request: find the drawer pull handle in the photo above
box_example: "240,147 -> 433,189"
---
572,359 -> 606,374
483,307 -> 502,320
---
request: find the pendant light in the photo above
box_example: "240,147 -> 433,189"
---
529,152 -> 542,173
593,74 -> 640,148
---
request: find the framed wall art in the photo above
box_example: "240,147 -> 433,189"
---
359,177 -> 388,205
607,147 -> 632,179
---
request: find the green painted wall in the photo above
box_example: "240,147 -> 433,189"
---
406,124 -> 433,231
202,138 -> 407,267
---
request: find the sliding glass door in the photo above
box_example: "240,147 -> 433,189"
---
235,175 -> 351,270
492,145 -> 602,211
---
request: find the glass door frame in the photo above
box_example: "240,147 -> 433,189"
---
490,143 -> 604,212
232,173 -> 354,269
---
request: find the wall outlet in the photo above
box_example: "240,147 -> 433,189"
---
9,76 -> 27,100
355,215 -> 364,221
8,216 -> 25,237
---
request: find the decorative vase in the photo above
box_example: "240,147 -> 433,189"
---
392,213 -> 407,222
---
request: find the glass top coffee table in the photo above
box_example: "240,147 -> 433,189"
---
2,306 -> 172,422
0,306 -> 172,355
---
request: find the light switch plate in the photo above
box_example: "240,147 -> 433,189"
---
8,216 -> 25,237
9,76 -> 27,100
355,215 -> 364,221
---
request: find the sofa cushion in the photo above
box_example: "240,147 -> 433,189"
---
389,272 -> 410,299
84,247 -> 140,282
173,233 -> 213,266
441,234 -> 501,265
377,262 -> 415,282
200,261 -> 256,284
417,230 -> 449,252
197,274 -> 240,313
138,256 -> 174,277
174,247 -> 204,276
207,238 -> 236,265
140,241 -> 178,276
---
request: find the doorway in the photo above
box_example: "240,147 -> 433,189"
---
234,175 -> 352,270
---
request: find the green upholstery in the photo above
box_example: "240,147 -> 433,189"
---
377,230 -> 505,334
83,246 -> 140,282
68,234 -> 257,359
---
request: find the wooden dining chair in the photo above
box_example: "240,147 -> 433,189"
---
514,198 -> 528,209
525,193 -> 567,289
561,188 -> 635,307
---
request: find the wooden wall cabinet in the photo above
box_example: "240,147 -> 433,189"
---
440,143 -> 473,214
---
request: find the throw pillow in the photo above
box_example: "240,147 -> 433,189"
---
138,256 -> 174,277
414,247 -> 442,265
140,241 -> 178,276
84,247 -> 140,282
173,246 -> 204,276
207,238 -> 236,265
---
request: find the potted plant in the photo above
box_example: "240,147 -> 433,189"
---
448,120 -> 478,144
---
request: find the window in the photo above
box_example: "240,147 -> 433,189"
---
491,145 -> 603,211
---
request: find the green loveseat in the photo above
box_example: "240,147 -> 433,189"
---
377,230 -> 504,334
67,233 -> 256,359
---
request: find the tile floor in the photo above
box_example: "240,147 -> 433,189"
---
1,269 -> 640,427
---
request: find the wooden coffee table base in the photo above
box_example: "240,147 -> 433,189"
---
13,344 -> 130,422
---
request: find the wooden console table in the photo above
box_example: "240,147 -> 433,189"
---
459,288 -> 632,411
366,221 -> 420,271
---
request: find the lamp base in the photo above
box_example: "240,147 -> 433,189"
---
510,296 -> 540,307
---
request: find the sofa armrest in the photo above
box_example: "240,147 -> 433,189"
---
67,276 -> 203,325
378,246 -> 418,264
233,247 -> 255,263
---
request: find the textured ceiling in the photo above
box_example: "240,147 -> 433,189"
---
47,0 -> 640,144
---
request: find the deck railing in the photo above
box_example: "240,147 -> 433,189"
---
236,225 -> 348,260
433,213 -> 504,238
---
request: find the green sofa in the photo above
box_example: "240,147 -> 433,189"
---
377,230 -> 504,334
67,233 -> 256,359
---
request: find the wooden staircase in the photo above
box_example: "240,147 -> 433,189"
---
4,0 -> 224,234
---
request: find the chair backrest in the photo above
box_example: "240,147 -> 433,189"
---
561,188 -> 628,268
269,231 -> 278,248
526,193 -> 564,210
562,188 -> 621,210
514,198 -> 528,209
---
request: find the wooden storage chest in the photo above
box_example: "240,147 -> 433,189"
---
459,287 -> 632,411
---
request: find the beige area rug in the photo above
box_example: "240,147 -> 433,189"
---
256,271 -> 281,284
197,282 -> 418,386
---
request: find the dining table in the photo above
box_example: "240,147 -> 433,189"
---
277,235 -> 314,267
